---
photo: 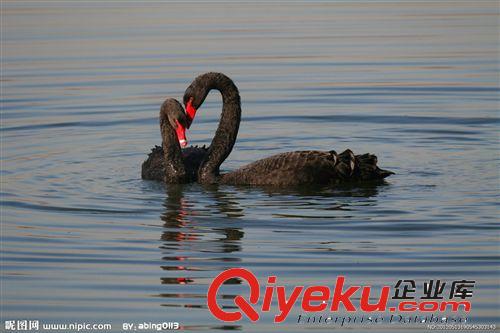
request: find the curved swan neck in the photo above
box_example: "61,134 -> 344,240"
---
160,100 -> 186,183
186,73 -> 241,184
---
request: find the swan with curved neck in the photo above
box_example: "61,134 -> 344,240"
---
181,72 -> 393,186
183,72 -> 241,183
141,98 -> 207,183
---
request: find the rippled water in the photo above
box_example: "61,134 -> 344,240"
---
2,2 -> 499,332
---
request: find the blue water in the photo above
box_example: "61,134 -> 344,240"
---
1,2 -> 499,332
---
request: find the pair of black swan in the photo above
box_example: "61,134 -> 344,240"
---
142,72 -> 393,185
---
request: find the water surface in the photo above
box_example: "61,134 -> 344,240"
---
2,2 -> 499,332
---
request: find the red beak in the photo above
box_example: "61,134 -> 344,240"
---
175,120 -> 188,147
185,98 -> 197,128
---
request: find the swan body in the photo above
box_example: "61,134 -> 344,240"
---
141,98 -> 207,183
219,150 -> 392,186
141,145 -> 207,182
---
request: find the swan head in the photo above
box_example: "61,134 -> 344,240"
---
183,88 -> 200,128
184,97 -> 197,129
183,74 -> 210,110
183,72 -> 224,125
162,98 -> 189,148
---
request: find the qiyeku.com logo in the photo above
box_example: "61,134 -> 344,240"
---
207,268 -> 474,323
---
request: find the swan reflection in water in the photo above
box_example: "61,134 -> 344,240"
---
155,181 -> 385,329
157,184 -> 245,331
160,184 -> 245,255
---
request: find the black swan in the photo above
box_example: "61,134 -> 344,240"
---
141,98 -> 207,183
142,72 -> 394,185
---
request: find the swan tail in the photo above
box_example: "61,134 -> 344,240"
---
331,149 -> 356,179
354,152 -> 394,180
330,150 -> 393,181
377,168 -> 395,179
